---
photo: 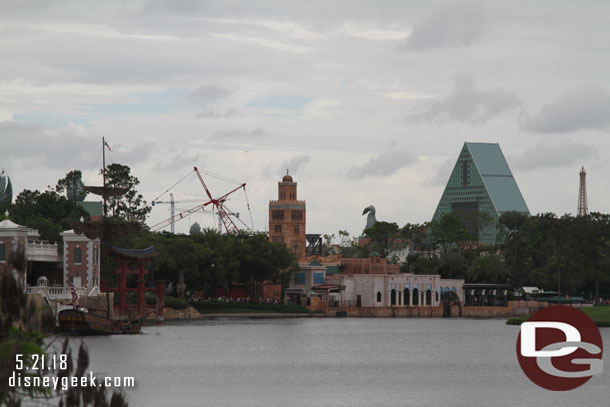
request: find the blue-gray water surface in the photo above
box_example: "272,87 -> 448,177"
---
74,318 -> 609,406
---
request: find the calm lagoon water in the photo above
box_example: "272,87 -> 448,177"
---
75,318 -> 610,407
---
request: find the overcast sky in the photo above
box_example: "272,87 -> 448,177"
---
1,1 -> 609,239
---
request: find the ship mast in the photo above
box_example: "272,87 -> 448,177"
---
102,137 -> 111,319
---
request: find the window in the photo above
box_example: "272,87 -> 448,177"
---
290,193 -> 295,199
272,210 -> 284,220
274,225 -> 282,233
291,211 -> 303,221
296,272 -> 305,285
293,226 -> 299,234
74,247 -> 82,264
462,160 -> 468,187
0,243 -> 5,262
376,291 -> 382,302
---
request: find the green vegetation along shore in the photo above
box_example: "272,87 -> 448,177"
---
506,306 -> 610,327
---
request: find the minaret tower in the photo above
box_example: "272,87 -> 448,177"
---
268,170 -> 306,259
578,166 -> 588,216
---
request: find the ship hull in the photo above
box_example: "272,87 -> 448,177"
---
58,309 -> 142,335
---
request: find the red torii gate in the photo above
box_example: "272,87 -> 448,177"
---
102,246 -> 164,319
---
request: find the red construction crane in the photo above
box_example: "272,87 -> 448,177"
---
150,167 -> 252,234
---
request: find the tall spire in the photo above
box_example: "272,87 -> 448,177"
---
578,166 -> 588,216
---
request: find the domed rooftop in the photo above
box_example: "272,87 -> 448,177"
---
282,169 -> 293,183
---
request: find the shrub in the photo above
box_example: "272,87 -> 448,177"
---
145,293 -> 157,305
164,296 -> 189,310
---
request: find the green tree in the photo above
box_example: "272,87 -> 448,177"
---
225,232 -> 296,302
102,164 -> 151,222
401,222 -> 434,251
118,229 -> 296,301
466,254 -> 510,283
430,213 -> 470,254
363,221 -> 400,258
10,189 -> 89,244
338,230 -> 351,247
321,233 -> 335,256
55,170 -> 87,201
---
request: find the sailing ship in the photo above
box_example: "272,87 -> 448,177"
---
58,137 -> 154,335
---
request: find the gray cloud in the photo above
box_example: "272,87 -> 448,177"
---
407,74 -> 521,123
155,150 -> 202,172
512,143 -> 596,171
183,85 -> 238,118
0,121 -> 154,171
521,84 -> 610,133
282,155 -> 311,174
348,150 -> 418,178
401,2 -> 487,51
426,158 -> 455,186
209,127 -> 269,141
260,155 -> 311,180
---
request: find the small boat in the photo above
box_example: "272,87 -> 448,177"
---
58,309 -> 142,335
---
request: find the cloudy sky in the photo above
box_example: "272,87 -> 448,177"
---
1,0 -> 609,238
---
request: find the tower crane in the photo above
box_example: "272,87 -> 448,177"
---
152,193 -> 240,233
151,193 -> 203,233
150,167 -> 253,234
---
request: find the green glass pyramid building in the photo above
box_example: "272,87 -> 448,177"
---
432,142 -> 529,245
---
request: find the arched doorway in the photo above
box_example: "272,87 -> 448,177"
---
426,289 -> 432,305
377,291 -> 382,303
412,288 -> 419,306
404,288 -> 410,306
391,289 -> 396,306
442,291 -> 462,317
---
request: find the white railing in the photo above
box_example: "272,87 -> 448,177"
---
25,286 -> 89,299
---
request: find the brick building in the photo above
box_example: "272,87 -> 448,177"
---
268,172 -> 306,259
61,229 -> 100,288
341,255 -> 400,275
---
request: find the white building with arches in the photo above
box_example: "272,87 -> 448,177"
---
324,273 -> 464,308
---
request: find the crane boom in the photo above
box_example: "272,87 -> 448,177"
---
151,166 -> 252,234
150,201 -> 212,231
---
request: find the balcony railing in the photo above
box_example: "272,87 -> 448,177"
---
25,286 -> 91,299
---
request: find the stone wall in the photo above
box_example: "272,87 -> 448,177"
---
329,306 -> 443,317
460,306 -> 512,318
328,301 -> 552,318
144,305 -> 202,320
